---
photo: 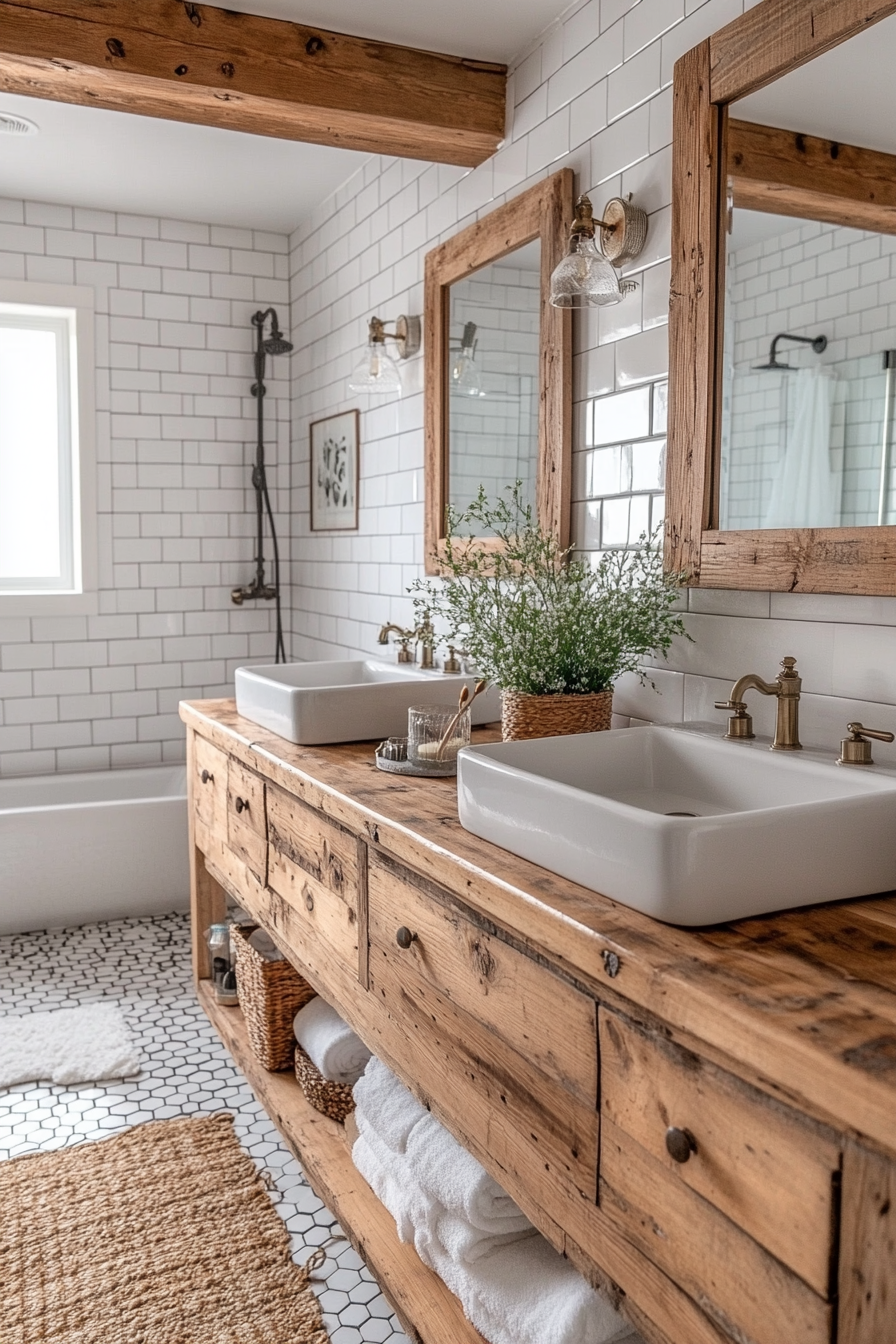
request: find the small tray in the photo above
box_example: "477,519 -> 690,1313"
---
374,739 -> 458,778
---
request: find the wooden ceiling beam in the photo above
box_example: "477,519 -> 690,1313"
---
0,0 -> 507,167
728,119 -> 896,235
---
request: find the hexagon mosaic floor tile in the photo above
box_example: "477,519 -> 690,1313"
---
0,911 -> 410,1344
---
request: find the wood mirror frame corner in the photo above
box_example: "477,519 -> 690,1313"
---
423,169 -> 574,576
666,0 -> 896,596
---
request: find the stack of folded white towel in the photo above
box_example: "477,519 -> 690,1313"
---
293,996 -> 372,1086
352,1056 -> 640,1344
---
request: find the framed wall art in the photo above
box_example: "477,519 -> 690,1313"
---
310,409 -> 360,532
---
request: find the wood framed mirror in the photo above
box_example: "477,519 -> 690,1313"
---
667,0 -> 896,595
423,169 -> 573,574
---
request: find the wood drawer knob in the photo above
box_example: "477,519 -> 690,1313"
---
665,1127 -> 698,1164
200,769 -> 213,784
395,926 -> 418,950
234,796 -> 247,814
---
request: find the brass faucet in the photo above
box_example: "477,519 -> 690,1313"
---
377,623 -> 415,664
377,611 -> 436,668
715,656 -> 802,751
416,609 -> 435,670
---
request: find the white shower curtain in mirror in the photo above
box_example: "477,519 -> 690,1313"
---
764,368 -> 840,528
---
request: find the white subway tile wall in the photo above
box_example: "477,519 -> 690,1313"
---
286,0 -> 896,763
5,0 -> 896,775
0,203 -> 290,775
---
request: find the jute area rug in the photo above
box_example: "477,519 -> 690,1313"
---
0,1112 -> 330,1344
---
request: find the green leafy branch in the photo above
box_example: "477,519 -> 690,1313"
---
410,485 -> 689,696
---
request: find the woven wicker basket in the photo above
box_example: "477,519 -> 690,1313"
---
232,923 -> 315,1071
294,1045 -> 356,1124
501,688 -> 614,741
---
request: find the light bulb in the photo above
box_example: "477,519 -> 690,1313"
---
349,340 -> 402,395
451,350 -> 481,397
549,235 -> 622,308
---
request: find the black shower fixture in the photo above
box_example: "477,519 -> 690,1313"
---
230,308 -> 293,663
754,331 -> 827,371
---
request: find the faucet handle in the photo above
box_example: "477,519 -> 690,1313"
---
838,722 -> 895,765
714,700 -> 755,740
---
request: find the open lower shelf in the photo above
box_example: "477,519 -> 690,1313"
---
197,980 -> 486,1344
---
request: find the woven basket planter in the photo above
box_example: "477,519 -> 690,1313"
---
501,688 -> 614,741
232,923 -> 315,1071
294,1045 -> 356,1124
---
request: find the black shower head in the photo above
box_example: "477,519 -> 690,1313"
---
262,331 -> 293,355
753,357 -> 793,371
753,331 -> 826,372
252,307 -> 293,355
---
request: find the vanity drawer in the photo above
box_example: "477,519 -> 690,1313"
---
267,785 -> 362,907
226,757 -> 266,883
365,852 -> 598,1234
267,785 -> 363,985
599,1010 -> 840,1301
193,735 -> 227,836
367,851 -> 597,1105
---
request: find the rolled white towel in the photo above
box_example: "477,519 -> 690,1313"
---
352,1055 -> 428,1154
247,928 -> 284,960
465,1232 -> 633,1344
405,1112 -> 530,1234
293,996 -> 371,1085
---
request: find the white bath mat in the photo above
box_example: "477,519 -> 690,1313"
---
0,1003 -> 141,1088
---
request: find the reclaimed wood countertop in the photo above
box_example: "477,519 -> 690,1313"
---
181,698 -> 896,1154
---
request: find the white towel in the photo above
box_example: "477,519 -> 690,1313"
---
0,1003 -> 140,1088
351,1129 -> 436,1249
352,1060 -> 635,1344
434,1211 -> 537,1266
247,928 -> 284,960
414,1209 -> 630,1344
352,1054 -> 428,1153
463,1233 -> 633,1344
406,1111 -> 531,1233
293,996 -> 371,1085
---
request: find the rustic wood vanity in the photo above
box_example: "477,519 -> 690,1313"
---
180,699 -> 896,1344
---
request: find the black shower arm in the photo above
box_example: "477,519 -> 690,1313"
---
769,332 -> 827,362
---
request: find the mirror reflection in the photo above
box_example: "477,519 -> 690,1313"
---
447,240 -> 540,536
717,14 -> 896,533
720,212 -> 896,529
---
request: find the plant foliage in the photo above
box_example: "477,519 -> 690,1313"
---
411,486 -> 689,696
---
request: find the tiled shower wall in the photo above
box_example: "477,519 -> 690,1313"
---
287,0 -> 896,759
722,219 -> 896,529
0,201 -> 289,776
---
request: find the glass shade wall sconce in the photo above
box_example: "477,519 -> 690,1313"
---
349,314 -> 421,397
549,194 -> 647,308
450,321 -> 481,397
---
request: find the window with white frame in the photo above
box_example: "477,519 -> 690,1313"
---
0,287 -> 94,598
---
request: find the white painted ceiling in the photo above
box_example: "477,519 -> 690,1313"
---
211,0 -> 569,62
734,13 -> 896,156
0,0 -> 569,233
0,91 -> 370,234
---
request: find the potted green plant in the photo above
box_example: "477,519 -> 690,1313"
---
411,486 -> 688,741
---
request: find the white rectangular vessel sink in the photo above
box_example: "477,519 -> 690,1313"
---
457,726 -> 896,925
235,659 -> 501,746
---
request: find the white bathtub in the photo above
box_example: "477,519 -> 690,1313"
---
0,765 -> 189,935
